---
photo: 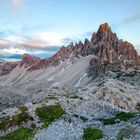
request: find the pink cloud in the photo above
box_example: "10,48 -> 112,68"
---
11,0 -> 24,13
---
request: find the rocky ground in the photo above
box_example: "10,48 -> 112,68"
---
0,70 -> 140,140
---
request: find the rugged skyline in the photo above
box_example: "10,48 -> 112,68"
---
0,0 -> 140,61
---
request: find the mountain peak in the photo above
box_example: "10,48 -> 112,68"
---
22,53 -> 41,66
98,23 -> 111,32
91,23 -> 117,43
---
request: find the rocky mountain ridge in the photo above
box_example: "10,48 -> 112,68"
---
0,23 -> 139,79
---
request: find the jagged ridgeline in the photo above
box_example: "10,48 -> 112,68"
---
0,23 -> 139,79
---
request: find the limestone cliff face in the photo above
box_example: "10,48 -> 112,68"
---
0,62 -> 17,76
22,54 -> 41,67
88,23 -> 140,78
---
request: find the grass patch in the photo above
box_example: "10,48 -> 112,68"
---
101,112 -> 135,125
83,127 -> 103,140
0,113 -> 33,131
0,116 -> 10,131
35,105 -> 64,128
41,123 -> 49,129
125,71 -> 140,78
12,113 -> 33,126
0,128 -> 34,140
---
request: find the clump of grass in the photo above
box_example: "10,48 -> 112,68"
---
35,105 -> 64,128
101,112 -> 135,125
116,112 -> 135,121
41,123 -> 49,129
83,127 -> 103,140
12,113 -> 33,126
0,128 -> 34,140
101,118 -> 117,125
0,116 -> 10,131
0,112 -> 34,131
125,71 -> 140,78
18,105 -> 28,113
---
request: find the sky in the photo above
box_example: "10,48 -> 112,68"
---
0,0 -> 140,61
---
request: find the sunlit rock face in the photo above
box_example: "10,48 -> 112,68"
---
89,23 -> 140,78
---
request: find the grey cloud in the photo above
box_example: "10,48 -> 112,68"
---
123,12 -> 140,24
61,38 -> 74,45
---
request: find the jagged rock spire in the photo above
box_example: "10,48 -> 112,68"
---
91,23 -> 118,43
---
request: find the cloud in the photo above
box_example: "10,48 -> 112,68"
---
31,31 -> 66,46
61,38 -> 74,45
0,36 -> 59,61
123,12 -> 140,24
82,32 -> 93,37
11,0 -> 24,13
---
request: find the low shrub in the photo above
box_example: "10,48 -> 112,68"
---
35,105 -> 64,128
101,112 -> 135,125
0,112 -> 34,131
12,113 -> 33,126
0,128 -> 34,140
125,71 -> 140,78
0,117 -> 10,131
83,127 -> 103,140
